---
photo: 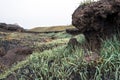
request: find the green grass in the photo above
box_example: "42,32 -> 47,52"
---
0,34 -> 120,80
29,25 -> 74,32
80,0 -> 98,5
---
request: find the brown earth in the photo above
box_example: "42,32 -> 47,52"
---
0,47 -> 33,67
67,38 -> 81,49
0,47 -> 6,57
0,31 -> 67,80
0,37 -> 55,68
67,0 -> 120,53
0,31 -> 66,72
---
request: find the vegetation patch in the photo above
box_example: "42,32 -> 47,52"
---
29,25 -> 74,32
0,35 -> 119,80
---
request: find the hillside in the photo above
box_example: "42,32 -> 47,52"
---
0,23 -> 25,32
0,31 -> 119,80
0,0 -> 120,80
29,25 -> 74,32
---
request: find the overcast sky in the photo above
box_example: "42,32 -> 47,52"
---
0,0 -> 82,29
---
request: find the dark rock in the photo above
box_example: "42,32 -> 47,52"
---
7,24 -> 25,32
68,38 -> 80,46
0,23 -> 7,29
66,28 -> 81,36
69,0 -> 120,53
67,38 -> 81,50
0,23 -> 25,32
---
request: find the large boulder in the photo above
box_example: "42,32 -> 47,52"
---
67,0 -> 120,53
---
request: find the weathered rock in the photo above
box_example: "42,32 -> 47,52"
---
67,0 -> 120,53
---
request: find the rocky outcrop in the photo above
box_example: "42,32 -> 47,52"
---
0,23 -> 25,32
67,0 -> 120,53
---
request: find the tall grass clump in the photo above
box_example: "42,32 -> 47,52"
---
98,35 -> 120,80
1,35 -> 120,80
12,45 -> 86,80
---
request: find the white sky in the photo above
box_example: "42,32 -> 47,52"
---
0,0 -> 82,29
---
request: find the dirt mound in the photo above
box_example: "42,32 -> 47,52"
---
67,0 -> 120,53
0,47 -> 33,66
67,38 -> 80,47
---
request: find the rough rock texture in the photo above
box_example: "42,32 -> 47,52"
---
0,23 -> 25,32
67,0 -> 120,53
